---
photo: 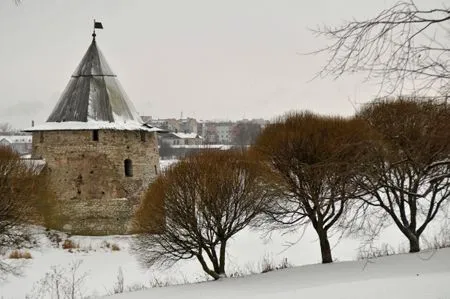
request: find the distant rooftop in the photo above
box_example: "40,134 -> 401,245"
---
169,132 -> 202,139
0,135 -> 32,144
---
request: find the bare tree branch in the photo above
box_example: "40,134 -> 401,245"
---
313,0 -> 450,96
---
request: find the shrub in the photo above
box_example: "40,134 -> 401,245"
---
102,241 -> 111,249
45,230 -> 64,248
356,243 -> 397,260
126,283 -> 148,292
423,226 -> 450,250
0,146 -> 50,273
9,250 -> 32,259
261,256 -> 291,273
101,241 -> 120,251
62,239 -> 79,250
27,260 -> 87,299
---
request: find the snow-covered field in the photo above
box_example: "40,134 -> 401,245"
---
1,223 -> 448,298
110,248 -> 450,299
1,160 -> 449,298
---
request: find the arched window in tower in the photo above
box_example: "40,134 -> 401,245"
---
124,159 -> 133,177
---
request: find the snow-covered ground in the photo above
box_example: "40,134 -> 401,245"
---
1,160 -> 449,298
1,223 -> 448,298
110,248 -> 450,299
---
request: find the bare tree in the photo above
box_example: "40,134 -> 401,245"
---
28,260 -> 88,299
253,112 -> 372,263
0,123 -> 13,135
314,1 -> 450,96
133,150 -> 271,280
0,146 -> 47,274
158,140 -> 176,160
112,267 -> 124,294
356,98 -> 450,252
232,122 -> 262,148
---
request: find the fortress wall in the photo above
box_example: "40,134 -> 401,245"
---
31,130 -> 160,235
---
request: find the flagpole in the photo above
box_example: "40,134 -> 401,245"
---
92,19 -> 96,41
92,20 -> 103,41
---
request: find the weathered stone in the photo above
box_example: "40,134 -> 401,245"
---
31,129 -> 160,235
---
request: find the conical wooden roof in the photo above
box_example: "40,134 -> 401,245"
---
47,38 -> 142,123
26,36 -> 161,132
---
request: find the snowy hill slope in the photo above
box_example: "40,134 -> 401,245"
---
0,223 -> 448,298
109,248 -> 450,299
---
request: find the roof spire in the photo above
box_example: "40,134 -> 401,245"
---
44,28 -> 144,124
92,19 -> 103,41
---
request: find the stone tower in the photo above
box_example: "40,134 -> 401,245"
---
25,34 -> 162,235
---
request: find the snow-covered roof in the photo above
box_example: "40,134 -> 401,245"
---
170,144 -> 232,150
24,35 -> 161,133
169,132 -> 202,139
0,135 -> 32,144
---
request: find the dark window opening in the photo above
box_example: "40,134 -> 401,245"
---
93,130 -> 99,141
154,165 -> 158,175
124,159 -> 133,177
140,131 -> 146,142
39,132 -> 44,143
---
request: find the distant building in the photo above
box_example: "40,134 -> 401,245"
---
143,117 -> 198,134
179,118 -> 198,134
199,121 -> 234,144
0,135 -> 32,155
231,119 -> 267,146
160,132 -> 203,146
145,117 -> 267,146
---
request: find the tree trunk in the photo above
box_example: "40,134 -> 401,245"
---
408,235 -> 420,253
196,254 -> 220,280
218,240 -> 227,277
317,229 -> 333,263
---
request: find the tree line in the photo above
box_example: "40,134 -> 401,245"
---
133,97 -> 450,279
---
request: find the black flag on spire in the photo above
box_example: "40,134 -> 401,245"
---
94,21 -> 103,29
92,20 -> 103,41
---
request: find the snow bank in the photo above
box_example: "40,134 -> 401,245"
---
109,248 -> 450,299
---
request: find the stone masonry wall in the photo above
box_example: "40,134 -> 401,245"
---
31,130 -> 160,235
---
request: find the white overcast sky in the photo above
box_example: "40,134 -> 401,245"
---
0,0 -> 444,129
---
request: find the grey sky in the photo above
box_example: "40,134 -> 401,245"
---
0,0 -> 444,129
